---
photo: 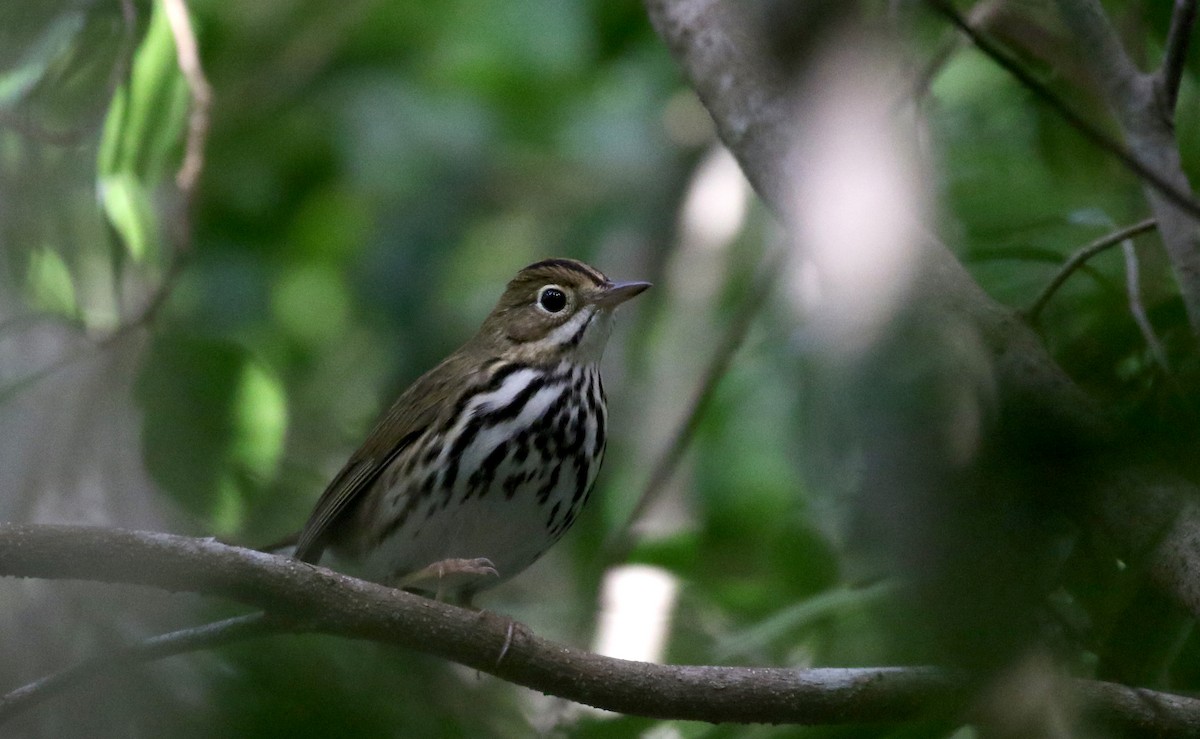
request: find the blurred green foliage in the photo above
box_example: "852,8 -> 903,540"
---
137,335 -> 287,533
4,0 -> 1200,737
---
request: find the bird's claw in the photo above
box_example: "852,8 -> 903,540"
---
397,557 -> 501,600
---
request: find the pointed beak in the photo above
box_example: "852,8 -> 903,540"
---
593,280 -> 651,308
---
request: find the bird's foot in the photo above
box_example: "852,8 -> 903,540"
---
396,557 -> 499,603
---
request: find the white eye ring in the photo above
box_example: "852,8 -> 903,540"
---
536,285 -> 569,314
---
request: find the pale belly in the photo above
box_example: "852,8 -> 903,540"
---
360,454 -> 595,586
342,362 -> 606,591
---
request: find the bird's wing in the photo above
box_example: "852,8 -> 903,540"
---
293,354 -> 472,563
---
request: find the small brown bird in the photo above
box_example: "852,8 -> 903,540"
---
294,258 -> 649,600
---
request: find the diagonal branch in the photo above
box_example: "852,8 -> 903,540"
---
2,524 -> 1199,734
925,0 -> 1200,224
0,613 -> 287,720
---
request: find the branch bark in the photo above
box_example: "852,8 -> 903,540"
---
2,524 -> 1199,734
0,524 -> 953,725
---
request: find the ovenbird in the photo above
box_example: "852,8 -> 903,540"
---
294,258 -> 649,599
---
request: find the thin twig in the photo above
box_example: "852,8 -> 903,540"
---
924,0 -> 1200,223
1026,219 -> 1157,322
0,348 -> 97,406
0,315 -> 153,406
1161,0 -> 1197,112
161,0 -> 211,196
129,0 -> 213,326
0,313 -> 82,340
601,249 -> 784,563
0,295 -> 161,408
1122,240 -> 1171,372
910,0 -> 1001,102
0,613 -> 289,721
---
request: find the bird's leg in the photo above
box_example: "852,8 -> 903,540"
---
395,557 -> 499,601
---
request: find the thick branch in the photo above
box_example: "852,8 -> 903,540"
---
643,0 -> 794,211
2,524 -> 1199,733
0,524 -> 947,725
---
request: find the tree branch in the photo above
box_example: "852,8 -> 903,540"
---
1053,0 -> 1200,337
1122,238 -> 1171,372
2,524 -> 1199,733
0,524 -> 952,725
0,613 -> 288,720
162,0 -> 212,197
641,0 -> 1200,629
925,0 -> 1200,225
1026,218 -> 1157,322
1161,0 -> 1197,113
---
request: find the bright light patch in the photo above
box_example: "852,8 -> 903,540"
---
787,40 -> 929,360
592,564 -> 679,663
679,147 -> 749,254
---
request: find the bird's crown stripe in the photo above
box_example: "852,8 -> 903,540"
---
522,258 -> 606,283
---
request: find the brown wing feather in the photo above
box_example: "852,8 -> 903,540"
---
293,348 -> 483,563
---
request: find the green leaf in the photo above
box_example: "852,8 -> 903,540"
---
25,246 -> 78,318
99,171 -> 159,262
96,74 -> 128,176
233,357 -> 289,484
96,1 -> 191,266
97,0 -> 189,179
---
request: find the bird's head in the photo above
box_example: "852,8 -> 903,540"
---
479,258 -> 650,364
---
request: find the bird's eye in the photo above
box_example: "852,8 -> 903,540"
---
537,286 -> 568,314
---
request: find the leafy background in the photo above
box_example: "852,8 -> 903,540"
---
2,0 -> 1199,736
